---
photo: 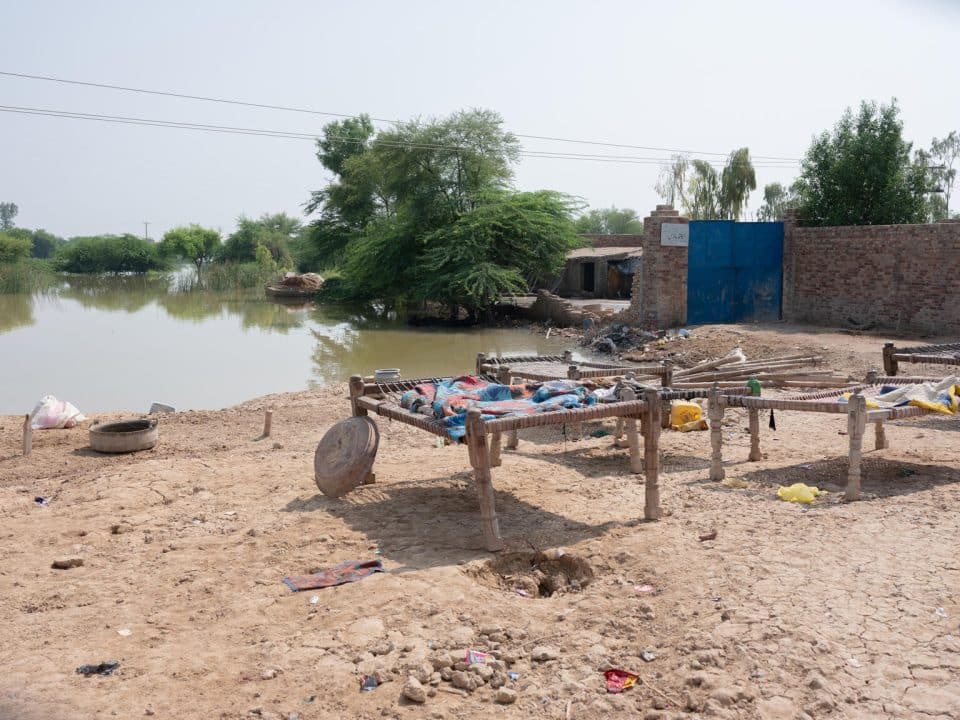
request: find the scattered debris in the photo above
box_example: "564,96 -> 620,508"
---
34,496 -> 48,506
721,477 -> 749,489
465,650 -> 492,664
31,395 -> 86,429
51,557 -> 84,570
634,584 -> 657,594
282,559 -> 384,592
117,628 -> 131,637
698,531 -> 718,542
641,649 -> 657,662
589,428 -> 611,438
531,645 -> 559,662
604,668 -> 639,693
777,483 -> 826,504
935,607 -> 947,618
360,675 -> 378,692
76,661 -> 119,677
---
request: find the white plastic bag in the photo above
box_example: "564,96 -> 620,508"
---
30,395 -> 86,429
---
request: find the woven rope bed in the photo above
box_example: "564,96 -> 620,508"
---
883,341 -> 960,376
348,374 -> 664,551
707,376 -> 947,500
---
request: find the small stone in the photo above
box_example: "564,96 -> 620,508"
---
494,687 -> 517,705
470,663 -> 494,681
260,668 -> 278,680
487,632 -> 507,643
427,687 -> 436,698
440,667 -> 453,681
371,640 -> 394,656
480,626 -> 502,636
430,653 -> 452,671
451,671 -> 478,691
807,673 -> 827,690
402,677 -> 427,703
411,662 -> 433,683
51,557 -> 84,570
710,687 -> 738,707
247,528 -> 258,537
488,671 -> 506,689
272,442 -> 283,450
531,646 -> 559,662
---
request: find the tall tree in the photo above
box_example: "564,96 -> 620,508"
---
574,206 -> 643,234
685,160 -> 722,220
719,147 -> 757,220
0,202 -> 18,230
161,225 -> 222,277
930,131 -> 958,218
655,155 -> 689,208
794,100 -> 930,226
756,182 -> 798,221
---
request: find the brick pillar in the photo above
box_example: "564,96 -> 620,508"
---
635,205 -> 689,329
781,208 -> 798,322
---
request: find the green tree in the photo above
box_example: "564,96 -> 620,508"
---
160,224 -> 221,277
53,234 -> 168,274
930,131 -> 958,219
29,229 -> 64,258
0,230 -> 32,263
574,206 -> 643,234
756,182 -> 798,221
685,160 -> 722,219
655,155 -> 689,208
219,214 -> 297,267
0,202 -> 18,230
794,100 -> 930,226
719,147 -> 757,220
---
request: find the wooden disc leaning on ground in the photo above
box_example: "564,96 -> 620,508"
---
314,416 -> 380,497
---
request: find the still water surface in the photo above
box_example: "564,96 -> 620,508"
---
0,276 -> 569,414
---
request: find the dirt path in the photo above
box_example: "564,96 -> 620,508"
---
1,326 -> 958,719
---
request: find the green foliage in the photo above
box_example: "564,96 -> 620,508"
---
685,160 -> 722,220
680,150 -> 757,220
795,100 -> 930,226
53,234 -> 170,274
219,213 -> 297,268
0,258 -> 57,294
655,155 -> 689,208
0,202 -> 18,230
574,206 -> 643,234
183,262 -> 276,292
0,230 -> 33,263
929,131 -> 958,218
160,224 -> 221,275
30,229 -> 65,258
416,191 -> 582,315
756,182 -> 799,221
719,148 -> 757,220
303,109 -> 573,315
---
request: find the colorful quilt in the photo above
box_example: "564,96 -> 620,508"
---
840,376 -> 960,415
400,376 -> 596,441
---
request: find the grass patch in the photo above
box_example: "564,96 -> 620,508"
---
0,259 -> 59,294
175,262 -> 276,292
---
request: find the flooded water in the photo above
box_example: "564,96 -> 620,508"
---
0,276 -> 571,414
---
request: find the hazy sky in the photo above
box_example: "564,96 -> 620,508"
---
1,0 -> 957,239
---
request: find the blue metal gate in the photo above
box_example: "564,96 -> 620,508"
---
686,220 -> 783,324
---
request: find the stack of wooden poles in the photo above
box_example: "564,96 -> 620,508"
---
671,352 -> 851,389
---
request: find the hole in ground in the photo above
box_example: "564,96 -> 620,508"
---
468,551 -> 595,598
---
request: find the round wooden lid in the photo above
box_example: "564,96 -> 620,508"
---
314,416 -> 380,497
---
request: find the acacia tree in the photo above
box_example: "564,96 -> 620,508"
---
574,206 -> 643,234
161,225 -> 222,277
794,100 -> 929,226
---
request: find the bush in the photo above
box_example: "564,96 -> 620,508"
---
53,234 -> 169,274
186,262 -> 275,291
0,230 -> 32,264
0,258 -> 57,294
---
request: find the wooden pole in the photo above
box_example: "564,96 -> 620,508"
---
708,385 -> 725,481
882,343 -> 898,377
262,409 -> 273,438
622,388 -> 642,474
643,388 -> 661,520
748,408 -> 762,461
476,352 -> 487,376
498,366 -> 519,450
845,393 -> 867,501
874,420 -> 888,450
660,363 -> 673,428
614,417 -> 624,441
349,375 -> 366,417
466,409 -> 503,552
489,430 -> 502,467
562,350 -> 574,363
22,414 -> 32,457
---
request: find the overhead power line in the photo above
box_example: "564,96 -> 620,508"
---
0,69 -> 803,163
0,105 -> 799,168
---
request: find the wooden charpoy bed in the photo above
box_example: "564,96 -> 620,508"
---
883,341 -> 960,376
348,373 -> 663,551
706,375 -> 946,500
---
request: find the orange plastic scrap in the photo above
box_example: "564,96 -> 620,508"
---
604,668 -> 639,693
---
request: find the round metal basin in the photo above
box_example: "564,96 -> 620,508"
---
89,418 -> 158,453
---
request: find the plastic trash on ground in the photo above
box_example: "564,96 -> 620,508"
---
670,400 -> 703,430
776,483 -> 826,504
30,395 -> 85,430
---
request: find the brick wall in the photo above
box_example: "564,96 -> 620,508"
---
638,206 -> 688,329
581,233 -> 644,248
784,216 -> 960,333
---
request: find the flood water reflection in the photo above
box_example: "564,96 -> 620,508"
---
0,277 -> 570,413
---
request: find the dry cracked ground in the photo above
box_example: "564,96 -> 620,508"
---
0,325 -> 958,719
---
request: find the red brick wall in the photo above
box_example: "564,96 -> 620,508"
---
784,219 -> 960,333
638,207 -> 688,329
581,233 -> 644,248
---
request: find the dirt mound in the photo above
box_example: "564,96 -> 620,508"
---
469,550 -> 594,598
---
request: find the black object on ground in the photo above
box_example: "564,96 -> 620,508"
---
76,661 -> 120,677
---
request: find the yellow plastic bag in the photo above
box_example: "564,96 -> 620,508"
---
671,401 -> 703,429
675,418 -> 708,432
776,483 -> 826,504
722,477 -> 749,488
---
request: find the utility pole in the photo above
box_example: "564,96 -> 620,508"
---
143,221 -> 151,241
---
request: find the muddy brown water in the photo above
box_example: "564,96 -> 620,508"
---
0,276 -> 573,414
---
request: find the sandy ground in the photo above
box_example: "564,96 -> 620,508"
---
2,324 -> 959,720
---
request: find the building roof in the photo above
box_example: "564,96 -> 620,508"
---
565,246 -> 643,261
